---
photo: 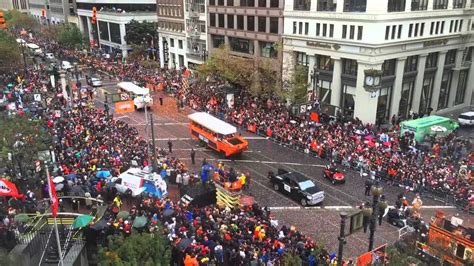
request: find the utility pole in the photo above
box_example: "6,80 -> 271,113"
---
368,181 -> 383,251
149,113 -> 157,172
45,162 -> 64,266
337,212 -> 347,266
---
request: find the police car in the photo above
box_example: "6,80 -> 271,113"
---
269,169 -> 325,206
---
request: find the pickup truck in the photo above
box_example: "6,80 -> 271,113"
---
269,169 -> 325,206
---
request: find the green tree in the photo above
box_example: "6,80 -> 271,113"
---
97,232 -> 171,265
288,65 -> 309,104
0,116 -> 51,176
124,20 -> 158,46
56,24 -> 85,49
4,10 -> 40,32
0,31 -> 21,74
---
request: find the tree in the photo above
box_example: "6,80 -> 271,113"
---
0,31 -> 21,74
287,65 -> 309,104
4,10 -> 40,32
0,116 -> 51,177
56,24 -> 85,49
124,20 -> 158,46
97,232 -> 171,265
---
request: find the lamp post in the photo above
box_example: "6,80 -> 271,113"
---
368,180 -> 384,251
337,212 -> 347,266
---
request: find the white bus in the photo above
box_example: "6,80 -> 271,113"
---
117,81 -> 153,110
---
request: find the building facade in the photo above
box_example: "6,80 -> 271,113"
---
157,0 -> 187,68
207,0 -> 284,68
76,0 -> 157,57
0,0 -> 28,11
184,0 -> 207,68
283,0 -> 474,124
29,0 -> 70,24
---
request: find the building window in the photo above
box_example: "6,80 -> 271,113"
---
212,35 -> 225,48
425,52 -> 438,68
445,49 -> 456,65
240,0 -> 255,6
411,0 -> 428,10
316,23 -> 321,36
109,22 -> 121,44
399,81 -> 415,119
433,0 -> 448,9
414,23 -> 419,36
270,17 -> 278,34
357,26 -> 363,40
259,0 -> 266,7
294,0 -> 310,10
227,0 -> 234,6
404,55 -> 418,72
178,40 -> 183,49
218,0 -> 224,5
343,0 -> 367,12
237,15 -> 244,30
408,23 -> 413,37
438,70 -> 453,109
385,26 -> 390,40
454,20 -> 459,32
322,24 -> 327,36
258,17 -> 266,32
420,77 -> 434,114
248,16 -> 255,31
430,21 -> 434,35
342,25 -> 347,38
391,25 -> 396,39
459,20 -> 463,32
435,21 -> 440,34
296,52 -> 309,66
420,23 -> 424,36
270,0 -> 279,7
210,13 -> 216,27
388,0 -> 405,12
316,54 -> 334,71
218,14 -> 225,27
440,21 -> 445,34
305,22 -> 310,35
453,0 -> 466,8
342,58 -> 357,75
293,21 -> 297,34
229,37 -> 254,54
398,24 -> 403,38
227,15 -> 234,29
299,22 -> 303,34
382,59 -> 396,76
455,70 -> 468,104
317,0 -> 337,11
99,21 -> 109,41
329,24 -> 334,37
260,41 -> 277,58
170,38 -> 175,47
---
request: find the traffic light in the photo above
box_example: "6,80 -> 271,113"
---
41,8 -> 46,17
91,7 -> 97,24
0,11 -> 6,29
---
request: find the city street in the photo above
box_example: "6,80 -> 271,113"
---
91,80 -> 472,257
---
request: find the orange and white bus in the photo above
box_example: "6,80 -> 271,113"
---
188,112 -> 248,157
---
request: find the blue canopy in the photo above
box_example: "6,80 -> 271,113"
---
96,170 -> 111,178
142,180 -> 163,198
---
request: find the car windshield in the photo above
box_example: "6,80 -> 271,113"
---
298,180 -> 315,191
459,115 -> 473,120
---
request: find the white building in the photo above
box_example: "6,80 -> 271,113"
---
76,0 -> 157,57
157,0 -> 188,69
184,0 -> 207,69
283,0 -> 474,124
29,0 -> 71,24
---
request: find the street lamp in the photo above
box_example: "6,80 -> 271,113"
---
337,212 -> 348,266
368,180 -> 384,251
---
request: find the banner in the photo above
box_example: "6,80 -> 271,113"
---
48,177 -> 58,217
0,179 -> 22,198
115,100 -> 135,113
357,244 -> 387,266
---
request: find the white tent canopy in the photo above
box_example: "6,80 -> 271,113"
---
188,112 -> 237,136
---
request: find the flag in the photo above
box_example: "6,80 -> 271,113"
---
0,179 -> 23,198
48,176 -> 58,217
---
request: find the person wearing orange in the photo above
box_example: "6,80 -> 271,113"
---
184,253 -> 199,266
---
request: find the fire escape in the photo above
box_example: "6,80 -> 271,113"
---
186,0 -> 205,62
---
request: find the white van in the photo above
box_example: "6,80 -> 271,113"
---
113,168 -> 167,198
458,111 -> 474,126
117,82 -> 153,110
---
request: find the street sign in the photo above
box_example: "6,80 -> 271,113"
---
34,94 -> 42,102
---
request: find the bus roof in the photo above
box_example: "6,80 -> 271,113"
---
188,112 -> 237,136
26,43 -> 40,49
401,115 -> 451,128
117,82 -> 149,95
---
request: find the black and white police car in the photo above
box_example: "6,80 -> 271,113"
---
269,169 -> 325,206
